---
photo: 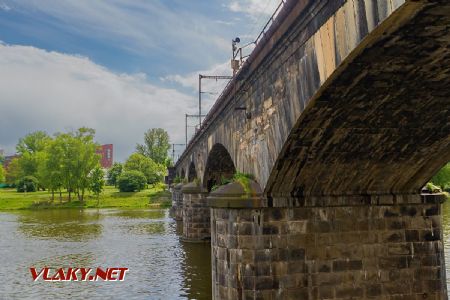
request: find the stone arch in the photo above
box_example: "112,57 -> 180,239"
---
203,143 -> 236,192
188,161 -> 197,182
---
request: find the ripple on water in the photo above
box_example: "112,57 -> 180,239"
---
0,208 -> 211,299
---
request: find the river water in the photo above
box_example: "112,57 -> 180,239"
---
0,209 -> 211,299
1,204 -> 450,299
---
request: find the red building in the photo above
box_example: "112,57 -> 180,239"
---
96,144 -> 113,169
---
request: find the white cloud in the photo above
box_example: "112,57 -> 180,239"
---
162,61 -> 233,113
163,61 -> 231,90
227,0 -> 280,18
6,0 -> 232,65
0,43 -> 196,161
0,2 -> 11,11
224,0 -> 282,46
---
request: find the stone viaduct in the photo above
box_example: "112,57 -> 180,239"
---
172,0 -> 450,298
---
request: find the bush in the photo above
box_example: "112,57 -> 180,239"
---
117,170 -> 147,192
16,176 -> 39,192
425,182 -> 442,193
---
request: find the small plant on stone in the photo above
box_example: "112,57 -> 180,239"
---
193,177 -> 201,186
173,176 -> 182,184
232,172 -> 255,194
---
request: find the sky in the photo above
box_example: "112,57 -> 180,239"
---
0,0 -> 280,162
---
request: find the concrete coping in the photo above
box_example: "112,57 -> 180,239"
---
207,180 -> 264,208
421,193 -> 447,204
173,183 -> 184,190
181,181 -> 207,194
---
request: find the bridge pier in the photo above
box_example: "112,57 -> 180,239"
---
209,182 -> 447,299
170,183 -> 184,221
181,182 -> 210,242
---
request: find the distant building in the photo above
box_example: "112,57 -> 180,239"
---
96,144 -> 113,169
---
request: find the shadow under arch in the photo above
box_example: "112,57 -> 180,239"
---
203,143 -> 236,192
188,161 -> 197,182
180,168 -> 185,179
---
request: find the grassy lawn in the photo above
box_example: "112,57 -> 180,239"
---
0,185 -> 171,211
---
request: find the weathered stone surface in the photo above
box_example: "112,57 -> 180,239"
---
170,0 -> 450,298
175,0 -> 450,199
211,196 -> 447,299
182,182 -> 210,242
208,180 -> 263,208
170,183 -> 184,221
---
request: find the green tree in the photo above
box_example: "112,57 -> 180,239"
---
107,162 -> 123,187
55,133 -> 78,201
16,131 -> 51,187
52,128 -> 100,202
39,138 -> 64,201
0,165 -> 5,183
16,131 -> 50,154
89,167 -> 105,205
16,176 -> 39,192
164,157 -> 173,168
72,127 -> 100,202
136,128 -> 170,164
431,163 -> 450,191
117,170 -> 147,192
124,153 -> 164,184
5,158 -> 21,186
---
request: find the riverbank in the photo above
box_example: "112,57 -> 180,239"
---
0,185 -> 171,210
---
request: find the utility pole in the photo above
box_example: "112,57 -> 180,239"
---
171,143 -> 185,163
198,75 -> 202,127
198,74 -> 233,127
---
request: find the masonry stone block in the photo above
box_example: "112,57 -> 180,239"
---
181,182 -> 210,242
173,0 -> 450,298
209,184 -> 447,299
170,183 -> 184,221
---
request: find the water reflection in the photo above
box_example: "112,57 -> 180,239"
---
120,221 -> 167,235
180,241 -> 212,300
1,203 -> 450,298
0,208 -> 212,299
108,209 -> 165,220
16,209 -> 103,242
32,252 -> 96,270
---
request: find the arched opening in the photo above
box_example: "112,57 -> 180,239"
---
180,168 -> 185,179
203,144 -> 236,192
188,161 -> 197,182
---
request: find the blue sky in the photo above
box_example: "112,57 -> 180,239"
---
0,0 -> 279,161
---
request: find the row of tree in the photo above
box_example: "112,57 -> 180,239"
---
3,128 -> 104,202
0,127 -> 172,195
106,129 -> 171,192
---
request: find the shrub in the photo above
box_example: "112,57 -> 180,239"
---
117,170 -> 147,192
211,172 -> 255,192
16,176 -> 39,192
425,182 -> 442,193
